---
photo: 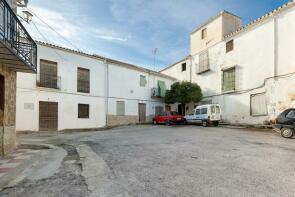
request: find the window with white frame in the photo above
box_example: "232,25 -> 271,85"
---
250,93 -> 267,116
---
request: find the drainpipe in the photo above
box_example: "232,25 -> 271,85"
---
104,59 -> 109,127
273,14 -> 278,79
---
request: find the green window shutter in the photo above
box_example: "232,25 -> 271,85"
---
158,80 -> 166,97
140,75 -> 147,87
116,101 -> 125,116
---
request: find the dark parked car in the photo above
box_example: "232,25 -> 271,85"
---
153,111 -> 185,125
274,108 -> 295,138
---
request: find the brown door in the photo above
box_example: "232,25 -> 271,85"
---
138,103 -> 146,123
39,101 -> 58,131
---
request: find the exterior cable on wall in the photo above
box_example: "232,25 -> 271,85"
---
31,20 -> 68,61
26,7 -> 81,52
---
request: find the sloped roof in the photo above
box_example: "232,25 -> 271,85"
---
225,0 -> 295,39
36,41 -> 176,80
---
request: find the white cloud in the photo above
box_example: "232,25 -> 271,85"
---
92,28 -> 131,42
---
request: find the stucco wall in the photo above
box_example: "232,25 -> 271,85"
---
16,44 -> 176,131
16,45 -> 107,131
161,58 -> 191,82
161,5 -> 295,125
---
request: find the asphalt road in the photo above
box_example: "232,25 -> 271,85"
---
78,125 -> 295,197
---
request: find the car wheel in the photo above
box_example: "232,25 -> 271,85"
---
153,120 -> 157,125
213,121 -> 219,127
281,128 -> 294,138
165,120 -> 171,126
202,121 -> 208,127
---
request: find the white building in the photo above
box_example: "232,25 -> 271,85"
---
161,1 -> 295,125
16,42 -> 175,131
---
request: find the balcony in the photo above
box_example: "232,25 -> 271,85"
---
0,0 -> 37,73
36,73 -> 61,89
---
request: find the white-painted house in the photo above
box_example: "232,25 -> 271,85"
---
16,42 -> 175,131
161,1 -> 295,125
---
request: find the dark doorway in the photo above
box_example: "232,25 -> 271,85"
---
138,103 -> 146,123
0,75 -> 4,126
39,101 -> 58,131
178,104 -> 185,116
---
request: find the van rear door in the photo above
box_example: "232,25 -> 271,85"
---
210,105 -> 221,121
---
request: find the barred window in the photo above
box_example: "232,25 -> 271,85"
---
226,40 -> 234,53
78,104 -> 89,118
251,93 -> 267,116
77,68 -> 90,93
39,60 -> 58,89
198,51 -> 210,73
222,68 -> 235,92
201,28 -> 207,39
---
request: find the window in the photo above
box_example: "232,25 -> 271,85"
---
286,110 -> 295,119
226,40 -> 234,53
116,101 -> 125,116
38,60 -> 58,89
201,108 -> 208,115
77,68 -> 90,93
198,51 -> 210,73
201,28 -> 207,39
222,68 -> 235,92
140,75 -> 147,87
78,104 -> 89,118
250,93 -> 267,116
195,109 -> 201,115
182,63 -> 186,72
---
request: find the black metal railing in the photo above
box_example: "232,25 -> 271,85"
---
37,73 -> 61,89
0,0 -> 37,72
151,88 -> 162,98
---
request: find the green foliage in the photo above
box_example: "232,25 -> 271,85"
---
164,81 -> 202,104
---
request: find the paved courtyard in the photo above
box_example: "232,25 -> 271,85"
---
80,125 -> 295,197
1,125 -> 295,197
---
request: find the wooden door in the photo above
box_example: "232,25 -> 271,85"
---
138,103 -> 146,123
39,101 -> 58,131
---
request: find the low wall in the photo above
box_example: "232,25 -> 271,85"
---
0,126 -> 16,156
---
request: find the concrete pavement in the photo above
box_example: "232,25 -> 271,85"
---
1,125 -> 295,197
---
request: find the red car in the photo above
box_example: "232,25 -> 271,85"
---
153,111 -> 185,125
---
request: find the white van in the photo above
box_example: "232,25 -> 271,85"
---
185,104 -> 221,127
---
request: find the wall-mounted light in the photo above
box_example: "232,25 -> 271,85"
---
23,10 -> 33,23
17,0 -> 29,7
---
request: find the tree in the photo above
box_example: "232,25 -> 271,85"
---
164,82 -> 202,115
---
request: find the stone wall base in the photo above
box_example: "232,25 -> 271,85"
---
0,126 -> 16,156
107,115 -> 139,126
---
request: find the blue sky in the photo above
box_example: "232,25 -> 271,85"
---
21,0 -> 290,71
